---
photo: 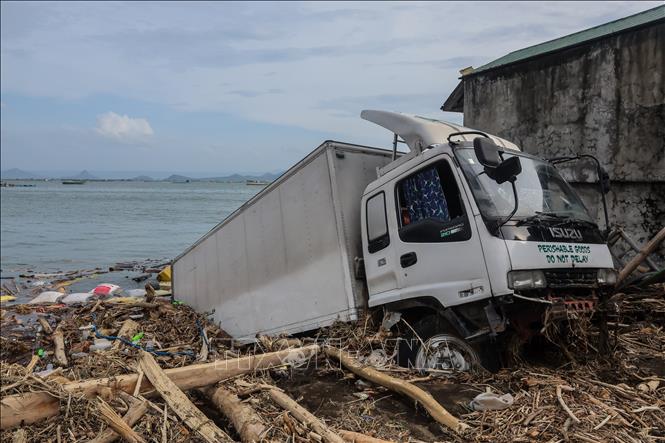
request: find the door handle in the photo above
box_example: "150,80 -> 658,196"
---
400,252 -> 418,268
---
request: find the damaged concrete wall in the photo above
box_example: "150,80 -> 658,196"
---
462,22 -> 665,263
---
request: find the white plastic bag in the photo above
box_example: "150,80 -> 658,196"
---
61,293 -> 92,304
469,392 -> 514,411
29,291 -> 64,304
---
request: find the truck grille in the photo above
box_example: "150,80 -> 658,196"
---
544,269 -> 598,288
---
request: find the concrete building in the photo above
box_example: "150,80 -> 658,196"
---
442,6 -> 664,263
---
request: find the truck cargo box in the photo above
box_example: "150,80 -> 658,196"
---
172,141 -> 394,342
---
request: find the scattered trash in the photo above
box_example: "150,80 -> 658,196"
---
469,391 -> 515,411
157,265 -> 172,282
89,338 -> 113,352
91,283 -> 121,297
29,291 -> 64,304
61,292 -> 92,304
131,273 -> 151,282
0,295 -> 16,303
35,364 -> 55,378
131,332 -> 145,344
126,288 -> 147,297
36,348 -> 45,358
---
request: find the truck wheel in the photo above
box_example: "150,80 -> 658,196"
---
398,315 -> 480,371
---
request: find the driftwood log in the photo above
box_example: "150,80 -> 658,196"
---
617,227 -> 665,284
202,385 -> 267,442
139,351 -> 232,443
324,346 -> 468,434
338,430 -> 396,443
268,388 -> 345,443
1,344 -> 320,429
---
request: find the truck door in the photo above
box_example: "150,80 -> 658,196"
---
393,155 -> 491,307
363,191 -> 400,295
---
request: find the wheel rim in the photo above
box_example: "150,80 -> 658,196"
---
414,334 -> 480,371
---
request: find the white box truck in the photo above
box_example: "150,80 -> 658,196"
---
173,110 -> 617,370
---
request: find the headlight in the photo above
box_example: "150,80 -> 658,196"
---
507,270 -> 546,290
597,268 -> 618,285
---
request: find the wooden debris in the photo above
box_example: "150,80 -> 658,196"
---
139,351 -> 232,443
268,388 -> 345,443
11,429 -> 27,443
37,317 -> 52,334
24,355 -> 39,374
53,326 -> 68,367
96,397 -> 147,443
90,396 -> 148,443
198,326 -> 210,362
338,430 -> 396,443
202,384 -> 267,442
324,346 -> 468,434
617,227 -> 665,284
112,319 -> 140,351
556,385 -> 581,424
1,344 -> 320,429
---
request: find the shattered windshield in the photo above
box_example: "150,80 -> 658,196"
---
454,148 -> 593,223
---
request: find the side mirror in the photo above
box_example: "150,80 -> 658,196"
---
487,156 -> 522,184
473,137 -> 501,168
600,167 -> 610,194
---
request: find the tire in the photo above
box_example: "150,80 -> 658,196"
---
397,315 -> 481,371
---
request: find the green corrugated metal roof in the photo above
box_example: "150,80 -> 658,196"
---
469,6 -> 665,76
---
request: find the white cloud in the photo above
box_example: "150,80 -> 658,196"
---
95,112 -> 153,141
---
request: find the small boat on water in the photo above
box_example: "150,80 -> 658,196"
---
246,179 -> 269,186
62,179 -> 86,185
1,182 -> 36,187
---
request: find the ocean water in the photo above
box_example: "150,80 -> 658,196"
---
0,180 -> 261,275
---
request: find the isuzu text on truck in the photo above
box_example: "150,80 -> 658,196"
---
172,110 -> 616,370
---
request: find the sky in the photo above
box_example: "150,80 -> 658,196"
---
1,1 -> 660,177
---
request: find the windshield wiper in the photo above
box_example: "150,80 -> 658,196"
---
516,211 -> 569,226
552,217 -> 598,229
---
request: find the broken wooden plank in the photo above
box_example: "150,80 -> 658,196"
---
268,388 -> 345,443
53,326 -> 68,367
90,396 -> 148,443
202,385 -> 266,442
112,319 -> 140,351
139,351 -> 232,443
96,398 -> 147,443
324,346 -> 468,434
1,344 -> 320,429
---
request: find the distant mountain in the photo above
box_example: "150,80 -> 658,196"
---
1,168 -> 40,179
64,170 -> 98,180
210,173 -> 246,182
205,172 -> 282,182
130,175 -> 154,181
165,174 -> 192,182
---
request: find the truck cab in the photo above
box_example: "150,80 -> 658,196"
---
359,110 -> 616,370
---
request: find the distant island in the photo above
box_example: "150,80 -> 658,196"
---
0,168 -> 282,183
